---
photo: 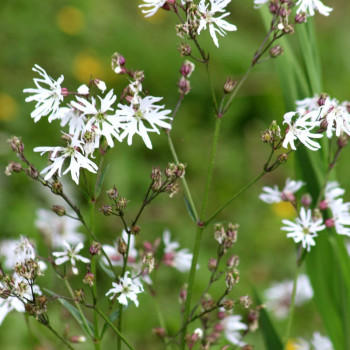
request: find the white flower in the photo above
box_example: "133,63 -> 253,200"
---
139,0 -> 166,17
322,101 -> 350,138
197,0 -> 237,48
253,0 -> 269,9
296,0 -> 333,17
221,315 -> 248,346
53,241 -> 90,275
71,90 -> 121,148
323,181 -> 345,207
259,178 -> 304,204
281,207 -> 326,251
34,135 -> 98,185
162,230 -> 194,272
106,271 -> 144,307
311,332 -> 334,350
116,96 -> 172,149
0,294 -> 25,325
264,274 -> 313,319
35,209 -> 85,248
59,106 -> 86,136
328,199 -> 350,236
23,65 -> 65,123
282,111 -> 323,151
95,79 -> 107,93
296,95 -> 320,116
77,84 -> 89,95
102,230 -> 138,267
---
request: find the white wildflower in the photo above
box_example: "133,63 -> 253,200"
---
221,315 -> 248,346
282,111 -> 323,151
23,64 -> 65,123
259,178 -> 304,204
106,271 -> 144,307
35,209 -> 85,248
253,0 -> 269,9
281,207 -> 326,251
197,0 -> 237,48
52,241 -> 89,275
139,0 -> 166,17
34,135 -> 98,185
311,332 -> 334,350
296,0 -> 333,17
116,96 -> 172,149
264,274 -> 313,319
163,230 -> 194,272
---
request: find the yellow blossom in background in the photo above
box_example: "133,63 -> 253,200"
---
56,6 -> 85,35
0,93 -> 18,121
272,201 -> 296,219
73,53 -> 106,83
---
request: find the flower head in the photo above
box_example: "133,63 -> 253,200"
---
197,0 -> 237,48
311,332 -> 334,350
53,241 -> 90,275
281,207 -> 326,251
139,0 -> 166,18
106,271 -> 144,307
296,0 -> 333,17
221,314 -> 248,346
23,65 -> 65,123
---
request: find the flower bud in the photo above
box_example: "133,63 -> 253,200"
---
118,237 -> 127,255
52,205 -> 66,216
106,186 -> 119,200
99,204 -> 113,216
318,92 -> 329,106
295,12 -> 307,23
89,241 -> 101,256
239,295 -> 253,308
111,52 -> 126,74
51,180 -> 63,195
5,162 -> 22,176
208,258 -> 217,271
153,327 -> 166,338
116,197 -> 128,210
227,255 -> 239,268
178,77 -> 191,96
69,335 -> 87,343
337,135 -> 349,148
319,200 -> 328,211
277,153 -> 289,164
180,60 -> 195,78
61,87 -> 69,97
74,289 -> 85,302
214,224 -> 226,244
270,45 -> 284,58
8,136 -> 24,154
178,43 -> 192,56
222,299 -> 235,310
223,77 -> 237,94
143,252 -> 155,273
165,183 -> 179,198
131,225 -> 141,235
225,272 -> 235,292
94,79 -> 106,93
301,194 -> 312,208
26,165 -> 39,180
83,272 -> 95,287
325,218 -> 335,228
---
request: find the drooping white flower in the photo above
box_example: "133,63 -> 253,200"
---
116,96 -> 172,149
281,207 -> 326,251
296,0 -> 333,17
106,271 -> 144,307
253,0 -> 269,9
259,178 -> 305,204
53,241 -> 90,275
221,315 -> 248,346
35,209 -> 85,248
296,95 -> 321,116
162,230 -> 194,272
34,135 -> 98,185
139,0 -> 166,17
323,181 -> 345,207
71,89 -> 121,148
311,332 -> 334,350
23,65 -> 65,123
264,274 -> 313,319
328,199 -> 350,236
282,111 -> 323,151
322,101 -> 350,138
197,0 -> 237,48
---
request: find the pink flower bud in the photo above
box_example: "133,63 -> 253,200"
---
325,218 -> 335,228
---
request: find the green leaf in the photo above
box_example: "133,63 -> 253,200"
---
100,309 -> 120,338
99,259 -> 116,280
253,289 -> 283,350
184,194 -> 196,223
95,163 -> 110,199
45,288 -> 94,338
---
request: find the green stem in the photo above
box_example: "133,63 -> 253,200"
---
283,262 -> 302,348
180,117 -> 222,349
94,307 -> 134,350
168,133 -> 199,221
45,323 -> 75,350
63,278 -> 94,340
205,170 -> 266,225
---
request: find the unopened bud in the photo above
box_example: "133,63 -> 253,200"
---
270,45 -> 284,58
5,162 -> 22,176
52,205 -> 66,216
94,79 -> 106,93
337,135 -> 349,148
301,194 -> 312,208
269,2 -> 279,14
106,186 -> 119,200
143,252 -> 155,273
208,258 -> 217,271
26,165 -> 39,179
51,180 -> 63,195
295,12 -> 307,23
225,272 -> 235,291
69,335 -> 87,343
74,289 -> 85,302
178,77 -> 191,96
89,241 -> 101,256
8,136 -> 24,154
277,153 -> 289,164
99,204 -> 113,216
319,200 -> 328,211
111,52 -> 126,74
223,77 -> 237,94
227,255 -> 239,268
131,225 -> 141,235
165,183 -> 179,198
325,218 -> 335,228
214,224 -> 226,244
153,327 -> 166,338
283,24 -> 295,34
83,272 -> 95,287
118,237 -> 127,255
222,299 -> 235,311
61,87 -> 69,97
180,60 -> 195,78
179,285 -> 187,304
178,43 -> 192,57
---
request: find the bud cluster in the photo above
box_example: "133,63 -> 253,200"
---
178,60 -> 195,96
100,186 -> 129,216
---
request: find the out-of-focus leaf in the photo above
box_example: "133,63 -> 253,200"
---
100,308 -> 120,338
95,163 -> 110,199
184,194 -> 196,223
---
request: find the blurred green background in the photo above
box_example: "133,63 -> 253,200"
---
1,0 -> 350,349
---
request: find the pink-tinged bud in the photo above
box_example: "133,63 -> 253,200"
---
143,241 -> 153,252
281,191 -> 295,202
318,93 -> 328,106
214,323 -> 224,332
269,2 -> 279,14
52,205 -> 66,216
89,241 -> 101,256
161,3 -> 171,10
61,87 -> 69,97
179,286 -> 187,304
180,60 -> 195,77
325,218 -> 335,228
301,194 -> 312,208
217,311 -> 226,320
295,13 -> 307,23
208,258 -> 217,271
337,135 -> 349,148
270,45 -> 284,58
319,200 -> 328,211
178,77 -> 191,95
69,335 -> 86,343
153,327 -> 166,338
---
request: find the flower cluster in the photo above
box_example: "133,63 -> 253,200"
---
139,0 -> 237,47
260,179 -> 350,251
23,60 -> 172,184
